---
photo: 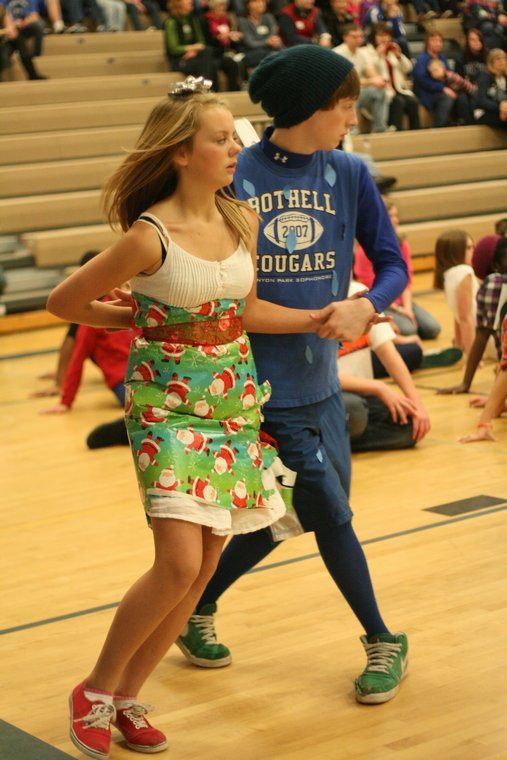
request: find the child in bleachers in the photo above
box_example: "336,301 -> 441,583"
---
277,0 -> 332,48
413,30 -> 457,127
434,229 -> 478,358
439,237 -> 507,394
462,0 -> 507,51
124,0 -> 163,29
321,0 -> 354,47
475,48 -> 507,130
456,28 -> 488,84
0,0 -> 46,78
203,0 -> 245,90
370,22 -> 420,130
0,0 -> 45,56
365,0 -> 410,58
95,0 -> 125,29
237,0 -> 282,69
164,0 -> 218,89
334,24 -> 390,132
426,58 -> 476,124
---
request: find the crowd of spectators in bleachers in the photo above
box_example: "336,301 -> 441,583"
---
2,0 -> 506,129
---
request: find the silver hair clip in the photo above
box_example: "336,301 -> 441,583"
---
168,76 -> 213,97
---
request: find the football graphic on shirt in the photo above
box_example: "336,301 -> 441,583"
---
264,212 -> 324,251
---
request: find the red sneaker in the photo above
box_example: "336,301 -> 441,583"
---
113,699 -> 168,754
69,681 -> 115,759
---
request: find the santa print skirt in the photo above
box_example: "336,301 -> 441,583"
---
124,323 -> 285,536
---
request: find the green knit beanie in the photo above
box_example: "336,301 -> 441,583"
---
249,45 -> 354,128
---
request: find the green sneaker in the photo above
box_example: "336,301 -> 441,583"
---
420,347 -> 463,369
354,632 -> 408,704
176,603 -> 232,668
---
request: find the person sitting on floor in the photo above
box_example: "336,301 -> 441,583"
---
339,281 -> 431,451
459,314 -> 507,442
433,229 -> 478,359
438,237 -> 507,395
355,199 -> 441,340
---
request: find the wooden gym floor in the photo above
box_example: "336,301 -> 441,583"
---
1,273 -> 506,760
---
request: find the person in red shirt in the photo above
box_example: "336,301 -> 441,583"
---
203,0 -> 245,89
40,318 -> 138,414
278,0 -> 331,47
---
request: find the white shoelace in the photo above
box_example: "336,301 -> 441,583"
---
363,641 -> 402,674
80,703 -> 116,730
189,613 -> 218,644
121,702 -> 154,730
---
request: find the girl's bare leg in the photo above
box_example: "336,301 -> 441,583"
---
85,518 -> 206,693
115,527 -> 227,697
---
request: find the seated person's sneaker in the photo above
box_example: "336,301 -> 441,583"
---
354,632 -> 408,704
69,681 -> 115,759
176,602 -> 232,668
113,699 -> 168,753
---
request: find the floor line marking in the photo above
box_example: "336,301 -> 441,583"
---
2,503 -> 506,637
0,348 -> 59,362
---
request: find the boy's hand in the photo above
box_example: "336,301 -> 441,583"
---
39,403 -> 70,415
310,297 -> 388,341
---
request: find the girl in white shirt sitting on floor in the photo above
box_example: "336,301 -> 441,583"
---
433,229 -> 478,358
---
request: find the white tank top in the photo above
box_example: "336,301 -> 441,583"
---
443,264 -> 479,322
129,212 -> 254,308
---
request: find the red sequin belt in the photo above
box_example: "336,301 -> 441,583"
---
141,316 -> 243,346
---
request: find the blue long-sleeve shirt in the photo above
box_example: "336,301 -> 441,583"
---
234,128 -> 407,407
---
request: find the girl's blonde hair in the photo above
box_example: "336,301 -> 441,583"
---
103,93 -> 252,246
433,229 -> 468,289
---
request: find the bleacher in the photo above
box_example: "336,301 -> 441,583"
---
1,21 -> 506,317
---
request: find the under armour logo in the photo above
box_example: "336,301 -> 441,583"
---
274,152 -> 288,163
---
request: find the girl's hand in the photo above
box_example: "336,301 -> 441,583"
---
469,395 -> 487,408
30,386 -> 60,398
39,403 -> 70,415
409,399 -> 431,442
459,425 -> 496,443
377,385 -> 417,425
109,288 -> 134,309
437,382 -> 469,395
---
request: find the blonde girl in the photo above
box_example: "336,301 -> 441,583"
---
47,81 -> 326,759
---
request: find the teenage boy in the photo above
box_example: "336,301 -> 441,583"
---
177,45 -> 409,704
